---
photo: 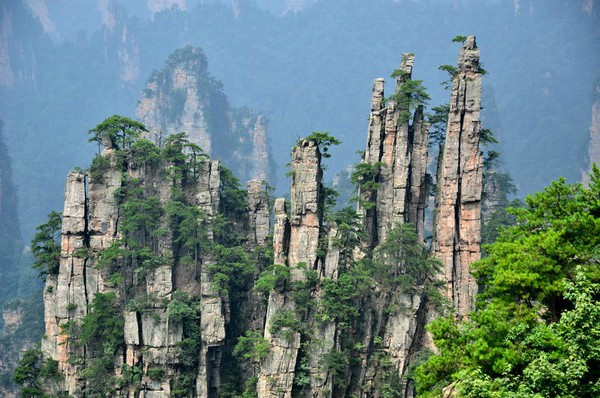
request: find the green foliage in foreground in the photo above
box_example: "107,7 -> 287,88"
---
415,166 -> 600,398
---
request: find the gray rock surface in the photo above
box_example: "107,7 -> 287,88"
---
432,35 -> 483,317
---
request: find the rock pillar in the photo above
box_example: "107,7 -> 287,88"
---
432,35 -> 483,317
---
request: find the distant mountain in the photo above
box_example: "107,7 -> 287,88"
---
1,0 -> 598,238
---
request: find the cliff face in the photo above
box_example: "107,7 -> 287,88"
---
0,0 -> 41,88
41,130 -> 273,396
361,54 -> 431,245
432,36 -> 483,318
37,37 -> 484,398
136,46 -> 275,184
583,81 -> 600,184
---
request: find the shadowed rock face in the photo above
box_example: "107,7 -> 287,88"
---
136,46 -> 274,184
0,122 -> 20,293
432,35 -> 483,317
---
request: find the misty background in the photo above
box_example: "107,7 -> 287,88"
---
0,0 -> 598,322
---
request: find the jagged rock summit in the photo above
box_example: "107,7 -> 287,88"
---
136,45 -> 274,184
35,36 -> 485,398
432,36 -> 484,317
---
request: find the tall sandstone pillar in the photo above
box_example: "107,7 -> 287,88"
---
258,140 -> 323,397
360,54 -> 430,243
432,35 -> 483,317
357,54 -> 432,396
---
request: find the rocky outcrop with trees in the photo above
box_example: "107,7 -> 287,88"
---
19,37 -> 492,398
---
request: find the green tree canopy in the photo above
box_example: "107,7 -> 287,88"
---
414,165 -> 600,398
88,115 -> 148,151
302,131 -> 341,158
31,210 -> 62,277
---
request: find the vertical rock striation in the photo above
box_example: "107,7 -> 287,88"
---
360,54 -> 431,245
258,140 -> 323,397
40,132 -> 271,397
36,39 -> 487,398
583,81 -> 600,184
248,179 -> 271,246
407,107 -> 430,241
432,36 -> 483,317
356,54 -> 433,397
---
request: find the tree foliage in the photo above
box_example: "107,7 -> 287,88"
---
414,166 -> 600,398
388,79 -> 431,123
88,115 -> 147,151
427,103 -> 450,147
31,211 -> 62,277
302,131 -> 341,158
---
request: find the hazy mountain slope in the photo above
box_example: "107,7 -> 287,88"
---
1,0 -> 598,239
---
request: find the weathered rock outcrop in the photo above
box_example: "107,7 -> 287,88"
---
41,132 -> 271,397
432,36 -> 483,317
136,46 -> 274,184
360,54 -> 431,245
356,54 -> 433,397
583,81 -> 600,184
37,38 -> 486,398
258,140 -> 323,397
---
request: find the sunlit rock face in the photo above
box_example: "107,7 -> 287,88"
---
432,36 -> 483,318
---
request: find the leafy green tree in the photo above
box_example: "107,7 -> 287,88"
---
254,264 -> 290,294
427,103 -> 449,147
161,132 -> 208,182
302,131 -> 341,158
373,223 -> 441,292
88,115 -> 147,151
327,206 -> 367,265
130,138 -> 161,171
166,190 -> 209,275
234,330 -> 269,368
438,65 -> 457,89
80,292 -> 124,356
388,79 -> 431,123
219,166 -> 248,218
414,166 -> 600,398
479,128 -> 498,146
352,162 -> 385,191
31,211 -> 62,277
13,347 -> 42,394
13,346 -> 62,397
